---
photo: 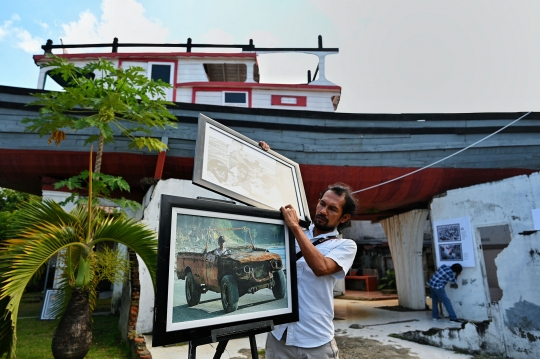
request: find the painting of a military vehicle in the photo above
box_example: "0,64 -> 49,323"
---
176,227 -> 286,313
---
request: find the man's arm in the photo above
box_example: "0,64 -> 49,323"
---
281,204 -> 341,276
444,266 -> 458,286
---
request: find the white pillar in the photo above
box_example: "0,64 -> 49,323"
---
245,61 -> 255,83
380,209 -> 429,309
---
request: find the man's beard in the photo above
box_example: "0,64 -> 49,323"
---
313,214 -> 334,232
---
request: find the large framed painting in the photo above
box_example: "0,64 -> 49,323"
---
193,113 -> 311,222
152,194 -> 298,346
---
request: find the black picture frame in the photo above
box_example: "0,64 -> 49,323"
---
193,113 -> 311,222
152,194 -> 299,346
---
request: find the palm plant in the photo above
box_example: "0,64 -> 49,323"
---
0,151 -> 158,359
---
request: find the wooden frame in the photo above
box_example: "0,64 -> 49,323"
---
193,113 -> 311,222
152,194 -> 298,346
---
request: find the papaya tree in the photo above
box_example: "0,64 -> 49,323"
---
23,55 -> 177,207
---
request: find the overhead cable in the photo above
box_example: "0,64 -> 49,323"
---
351,111 -> 532,194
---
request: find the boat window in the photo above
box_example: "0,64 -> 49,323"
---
150,64 -> 172,84
223,92 -> 248,107
204,63 -> 254,82
148,63 -> 174,101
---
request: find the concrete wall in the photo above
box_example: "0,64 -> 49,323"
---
430,172 -> 540,358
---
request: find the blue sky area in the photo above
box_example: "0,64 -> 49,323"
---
1,0 -> 540,113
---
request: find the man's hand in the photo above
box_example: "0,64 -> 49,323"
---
259,141 -> 270,151
450,283 -> 458,289
280,204 -> 300,229
281,204 -> 341,276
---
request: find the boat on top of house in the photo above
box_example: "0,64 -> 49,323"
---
0,36 -> 539,221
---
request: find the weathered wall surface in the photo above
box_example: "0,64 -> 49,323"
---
430,172 -> 540,358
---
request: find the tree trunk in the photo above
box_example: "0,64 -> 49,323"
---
51,289 -> 93,359
94,134 -> 104,174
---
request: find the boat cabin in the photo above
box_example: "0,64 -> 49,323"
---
33,36 -> 341,112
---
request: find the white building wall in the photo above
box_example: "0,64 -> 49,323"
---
194,91 -> 222,106
177,60 -> 207,83
342,220 -> 389,241
175,88 -> 192,103
430,172 -> 540,358
252,89 -> 336,112
121,61 -> 149,72
176,58 -> 256,84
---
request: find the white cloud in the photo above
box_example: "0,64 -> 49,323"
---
0,21 -> 10,41
0,16 -> 43,53
60,0 -> 169,50
60,10 -> 99,45
37,21 -> 49,30
14,28 -> 44,53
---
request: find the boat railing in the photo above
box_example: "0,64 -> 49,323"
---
40,35 -> 338,55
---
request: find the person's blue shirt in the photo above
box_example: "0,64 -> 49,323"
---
429,264 -> 457,289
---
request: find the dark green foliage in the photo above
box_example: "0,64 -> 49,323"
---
0,188 -> 38,242
54,171 -> 140,212
378,269 -> 397,290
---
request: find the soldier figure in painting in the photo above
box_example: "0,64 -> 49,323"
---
213,235 -> 231,256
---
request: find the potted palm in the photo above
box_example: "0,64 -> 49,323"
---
0,150 -> 158,359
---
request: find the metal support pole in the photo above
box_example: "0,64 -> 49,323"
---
249,334 -> 259,359
212,340 -> 229,359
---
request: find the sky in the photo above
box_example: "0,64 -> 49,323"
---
1,0 -> 540,114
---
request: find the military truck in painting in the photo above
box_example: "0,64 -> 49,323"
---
176,227 -> 286,313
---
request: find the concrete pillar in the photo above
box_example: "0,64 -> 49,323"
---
380,209 -> 429,309
245,62 -> 255,83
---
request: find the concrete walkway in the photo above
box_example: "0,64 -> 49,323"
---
146,296 -> 472,359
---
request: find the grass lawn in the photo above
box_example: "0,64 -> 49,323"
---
2,293 -> 130,359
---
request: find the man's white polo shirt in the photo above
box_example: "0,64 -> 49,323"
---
271,225 -> 357,348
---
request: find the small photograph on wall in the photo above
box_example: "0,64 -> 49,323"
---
432,216 -> 476,268
439,244 -> 463,261
436,223 -> 462,242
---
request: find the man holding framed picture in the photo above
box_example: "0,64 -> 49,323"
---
266,183 -> 358,359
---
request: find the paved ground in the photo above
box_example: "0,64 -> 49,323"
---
146,297 -> 472,359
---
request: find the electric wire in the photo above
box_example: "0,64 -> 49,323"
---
351,111 -> 533,194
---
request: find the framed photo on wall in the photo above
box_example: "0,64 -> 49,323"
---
432,216 -> 476,267
152,194 -> 298,346
193,113 -> 311,222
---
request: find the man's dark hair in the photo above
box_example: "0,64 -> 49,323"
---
218,236 -> 226,244
450,263 -> 463,273
319,183 -> 358,232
